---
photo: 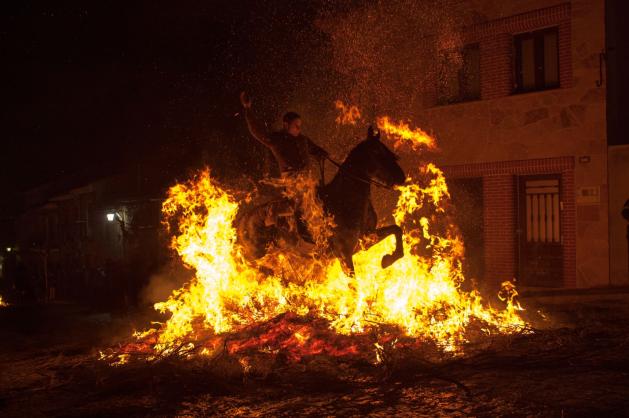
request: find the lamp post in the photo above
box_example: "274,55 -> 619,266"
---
105,210 -> 126,259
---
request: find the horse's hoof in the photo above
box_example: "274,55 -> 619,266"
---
342,267 -> 355,277
381,254 -> 396,269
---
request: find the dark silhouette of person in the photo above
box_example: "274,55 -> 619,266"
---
239,92 -> 330,241
240,92 -> 328,179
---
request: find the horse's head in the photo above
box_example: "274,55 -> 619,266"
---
347,126 -> 406,188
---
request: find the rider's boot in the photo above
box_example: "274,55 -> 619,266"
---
264,205 -> 277,226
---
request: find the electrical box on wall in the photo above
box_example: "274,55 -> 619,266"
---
576,186 -> 600,205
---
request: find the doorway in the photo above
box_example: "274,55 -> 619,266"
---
517,175 -> 563,287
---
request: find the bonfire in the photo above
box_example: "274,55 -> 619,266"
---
102,105 -> 529,369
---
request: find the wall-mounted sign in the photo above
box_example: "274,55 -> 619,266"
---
576,186 -> 600,205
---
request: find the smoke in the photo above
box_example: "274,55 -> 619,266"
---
139,261 -> 194,307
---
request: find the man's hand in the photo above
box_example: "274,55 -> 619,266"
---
312,145 -> 329,160
240,91 -> 252,109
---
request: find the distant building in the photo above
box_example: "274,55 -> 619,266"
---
8,141 -> 202,303
2,119 -> 265,304
14,173 -> 164,302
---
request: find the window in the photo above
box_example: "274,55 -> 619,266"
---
437,43 -> 480,104
514,28 -> 559,93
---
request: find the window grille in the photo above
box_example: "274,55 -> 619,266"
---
525,179 -> 560,243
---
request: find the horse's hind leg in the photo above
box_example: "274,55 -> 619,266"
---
374,224 -> 404,269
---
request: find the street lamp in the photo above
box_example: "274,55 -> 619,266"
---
106,212 -> 115,222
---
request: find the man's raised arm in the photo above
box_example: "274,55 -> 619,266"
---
240,92 -> 272,147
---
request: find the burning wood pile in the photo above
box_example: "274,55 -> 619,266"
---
101,104 -> 530,374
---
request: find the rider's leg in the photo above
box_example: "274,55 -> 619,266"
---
264,204 -> 276,226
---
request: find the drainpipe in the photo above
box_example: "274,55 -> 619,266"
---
622,199 -> 629,282
44,215 -> 49,302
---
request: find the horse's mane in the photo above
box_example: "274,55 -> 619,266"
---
342,137 -> 399,169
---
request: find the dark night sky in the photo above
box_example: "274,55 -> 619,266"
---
0,0 -> 333,197
2,1 -> 628,203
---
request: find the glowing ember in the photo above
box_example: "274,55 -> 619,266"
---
377,116 -> 437,151
334,100 -> 362,125
0,296 -> 7,307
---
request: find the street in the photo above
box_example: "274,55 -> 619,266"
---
2,292 -> 629,417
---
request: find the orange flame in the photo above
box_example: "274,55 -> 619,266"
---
333,101 -> 437,152
334,100 -> 362,125
377,116 -> 437,151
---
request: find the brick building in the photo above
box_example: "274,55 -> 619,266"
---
397,1 -> 611,289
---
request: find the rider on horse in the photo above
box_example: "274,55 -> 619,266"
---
240,92 -> 328,180
240,92 -> 330,237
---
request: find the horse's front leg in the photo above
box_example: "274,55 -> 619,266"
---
331,232 -> 357,277
373,224 -> 404,269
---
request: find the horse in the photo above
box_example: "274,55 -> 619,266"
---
237,126 -> 406,276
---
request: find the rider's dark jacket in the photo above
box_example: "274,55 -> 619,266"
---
244,109 -> 327,175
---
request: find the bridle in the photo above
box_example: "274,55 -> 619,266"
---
322,156 -> 396,191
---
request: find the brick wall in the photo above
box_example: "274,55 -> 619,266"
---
458,2 -> 573,102
467,3 -> 571,38
558,19 -> 572,89
560,168 -> 576,287
480,33 -> 512,99
483,175 -> 516,287
442,156 -> 576,288
442,156 -> 574,178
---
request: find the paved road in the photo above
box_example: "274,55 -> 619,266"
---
1,294 -> 629,417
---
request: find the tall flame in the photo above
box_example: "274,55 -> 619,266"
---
137,158 -> 525,357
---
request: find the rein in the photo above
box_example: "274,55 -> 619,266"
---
324,156 -> 395,191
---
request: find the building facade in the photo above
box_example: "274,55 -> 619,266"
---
12,176 -> 165,303
403,1 -> 609,289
